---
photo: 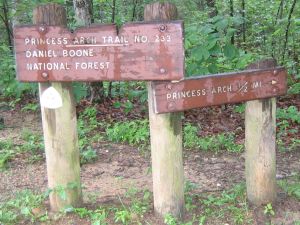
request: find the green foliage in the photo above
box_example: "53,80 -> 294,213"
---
264,203 -> 275,216
113,100 -> 135,114
72,207 -> 108,225
276,106 -> 300,152
72,83 -> 89,102
278,177 -> 300,200
80,146 -> 98,164
277,106 -> 300,124
0,45 -> 37,97
20,129 -> 44,154
234,103 -> 246,113
105,121 -> 243,153
185,15 -> 257,76
77,106 -> 103,164
21,103 -> 39,112
183,123 -> 243,153
1,131 -> 44,168
199,184 -> 250,224
164,213 -> 178,225
106,119 -> 149,147
0,190 -> 47,224
125,187 -> 151,216
111,188 -> 151,225
0,140 -> 14,170
288,82 -> 300,95
114,209 -> 131,225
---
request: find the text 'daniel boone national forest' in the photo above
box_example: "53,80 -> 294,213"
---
14,21 -> 184,82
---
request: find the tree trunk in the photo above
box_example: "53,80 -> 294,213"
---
197,0 -> 205,10
229,0 -> 234,44
1,0 -> 13,48
132,0 -> 138,21
206,0 -> 217,17
73,0 -> 104,103
241,0 -> 246,43
33,3 -> 82,211
73,0 -> 93,26
282,0 -> 297,61
144,2 -> 184,219
107,0 -> 116,99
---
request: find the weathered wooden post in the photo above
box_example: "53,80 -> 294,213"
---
33,4 -> 82,211
245,59 -> 277,205
144,3 -> 185,218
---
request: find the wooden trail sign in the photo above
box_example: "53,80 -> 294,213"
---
152,67 -> 287,113
14,21 -> 184,82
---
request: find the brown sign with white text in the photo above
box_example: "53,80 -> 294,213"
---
14,21 -> 184,82
151,68 -> 287,113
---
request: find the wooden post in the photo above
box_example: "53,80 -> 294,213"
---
245,59 -> 277,205
33,4 -> 82,211
144,3 -> 184,218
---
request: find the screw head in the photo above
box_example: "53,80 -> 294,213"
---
273,70 -> 278,75
160,68 -> 166,74
159,24 -> 167,32
167,102 -> 175,110
41,72 -> 48,79
39,26 -> 46,33
166,83 -> 172,90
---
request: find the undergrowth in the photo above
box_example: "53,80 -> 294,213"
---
183,123 -> 243,153
105,119 -> 149,149
0,190 -> 47,224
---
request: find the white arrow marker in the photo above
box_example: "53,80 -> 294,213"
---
271,80 -> 278,85
40,87 -> 63,109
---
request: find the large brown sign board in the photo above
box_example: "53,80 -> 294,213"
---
152,67 -> 287,113
14,21 -> 184,82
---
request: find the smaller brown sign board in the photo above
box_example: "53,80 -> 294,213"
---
14,21 -> 184,82
152,67 -> 287,113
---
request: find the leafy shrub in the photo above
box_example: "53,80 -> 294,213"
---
20,129 -> 44,154
80,146 -> 98,164
185,15 -> 257,76
0,190 -> 46,224
0,140 -> 14,170
288,82 -> 300,95
0,45 -> 37,97
184,123 -> 199,149
277,106 -> 300,124
106,120 -> 149,146
184,123 -> 243,153
278,178 -> 300,200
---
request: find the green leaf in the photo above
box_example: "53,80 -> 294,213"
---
21,207 -> 32,216
224,44 -> 238,59
207,38 -> 218,50
216,18 -> 229,31
192,45 -> 210,61
113,101 -> 121,108
208,64 -> 218,74
209,44 -> 222,55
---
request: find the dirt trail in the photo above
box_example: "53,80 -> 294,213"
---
0,109 -> 299,225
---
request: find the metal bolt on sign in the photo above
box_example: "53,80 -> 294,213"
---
41,72 -> 49,79
166,83 -> 172,90
39,26 -> 47,33
160,68 -> 167,74
159,24 -> 167,32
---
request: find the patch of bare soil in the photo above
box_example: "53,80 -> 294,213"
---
0,105 -> 299,224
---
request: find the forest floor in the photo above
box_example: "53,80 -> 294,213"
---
0,94 -> 299,225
